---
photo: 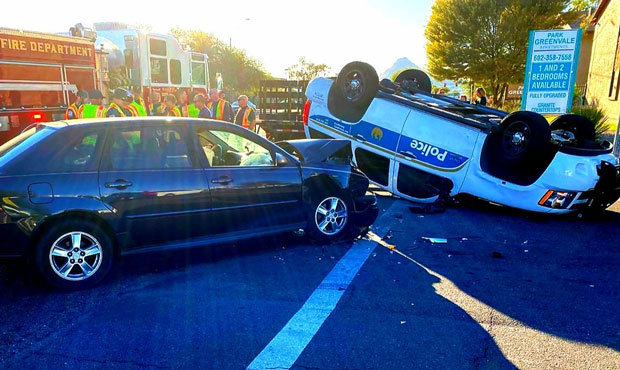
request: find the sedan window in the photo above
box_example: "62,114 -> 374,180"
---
195,128 -> 274,167
107,126 -> 194,170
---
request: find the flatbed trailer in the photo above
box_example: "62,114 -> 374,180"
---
258,79 -> 307,141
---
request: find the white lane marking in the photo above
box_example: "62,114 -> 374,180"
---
247,206 -> 395,370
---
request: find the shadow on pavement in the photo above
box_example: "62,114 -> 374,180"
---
399,196 -> 620,352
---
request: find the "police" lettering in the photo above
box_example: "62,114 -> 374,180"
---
410,139 -> 447,161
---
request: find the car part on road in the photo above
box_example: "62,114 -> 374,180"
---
393,69 -> 432,94
328,61 -> 379,123
35,219 -> 114,290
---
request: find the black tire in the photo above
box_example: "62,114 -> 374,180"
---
394,69 -> 432,93
328,61 -> 379,123
306,192 -> 355,244
550,114 -> 596,144
34,219 -> 114,290
489,111 -> 552,168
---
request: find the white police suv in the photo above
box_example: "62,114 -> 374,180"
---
303,61 -> 620,214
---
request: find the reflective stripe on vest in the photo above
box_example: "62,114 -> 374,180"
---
166,106 -> 181,117
126,104 -> 139,117
65,104 -> 79,120
235,106 -> 253,128
208,100 -> 226,120
108,103 -> 126,117
131,101 -> 147,116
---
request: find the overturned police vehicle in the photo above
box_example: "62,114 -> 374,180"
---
303,61 -> 620,214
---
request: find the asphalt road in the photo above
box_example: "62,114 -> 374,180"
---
1,193 -> 619,369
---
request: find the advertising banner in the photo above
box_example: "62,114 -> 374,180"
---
521,29 -> 582,114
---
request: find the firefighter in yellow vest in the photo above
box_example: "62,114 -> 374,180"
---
65,90 -> 88,120
149,92 -> 165,116
234,95 -> 257,131
207,88 -> 233,122
187,91 -> 201,117
176,88 -> 189,117
78,89 -> 107,118
106,88 -> 134,117
162,94 -> 182,117
130,86 -> 148,116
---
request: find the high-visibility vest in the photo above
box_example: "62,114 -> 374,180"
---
126,103 -> 139,117
165,106 -> 181,117
149,103 -> 164,115
207,99 -> 227,120
188,103 -> 200,118
234,106 -> 254,128
65,103 -> 79,120
79,104 -> 106,118
177,104 -> 189,117
131,100 -> 147,116
107,103 -> 126,117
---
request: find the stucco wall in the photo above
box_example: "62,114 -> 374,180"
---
586,0 -> 620,120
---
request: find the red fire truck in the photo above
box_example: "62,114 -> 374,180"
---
0,27 -> 100,143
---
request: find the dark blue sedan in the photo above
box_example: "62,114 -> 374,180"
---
0,117 -> 378,289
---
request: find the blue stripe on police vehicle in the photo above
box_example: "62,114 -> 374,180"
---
310,114 -> 469,170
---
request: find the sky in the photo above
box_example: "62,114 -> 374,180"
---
2,0 -> 434,78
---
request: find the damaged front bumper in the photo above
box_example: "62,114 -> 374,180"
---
350,194 -> 379,228
569,161 -> 620,211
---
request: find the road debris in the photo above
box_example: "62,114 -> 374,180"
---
492,251 -> 503,259
421,237 -> 448,244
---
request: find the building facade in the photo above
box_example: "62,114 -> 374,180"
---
586,0 -> 620,119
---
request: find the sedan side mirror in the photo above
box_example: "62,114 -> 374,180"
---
275,153 -> 289,166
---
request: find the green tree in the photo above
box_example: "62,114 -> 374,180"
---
425,0 -> 579,106
170,28 -> 271,98
285,57 -> 330,80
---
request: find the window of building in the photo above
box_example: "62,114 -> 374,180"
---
150,58 -> 168,84
170,59 -> 182,85
149,39 -> 167,57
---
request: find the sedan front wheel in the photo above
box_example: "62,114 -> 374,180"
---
307,195 -> 352,243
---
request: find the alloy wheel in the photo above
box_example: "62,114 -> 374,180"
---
315,197 -> 348,236
48,231 -> 103,281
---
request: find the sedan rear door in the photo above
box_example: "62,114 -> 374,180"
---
98,121 -> 212,249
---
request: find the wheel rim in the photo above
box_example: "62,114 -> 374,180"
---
315,197 -> 348,236
502,121 -> 531,158
343,70 -> 365,101
48,231 -> 103,282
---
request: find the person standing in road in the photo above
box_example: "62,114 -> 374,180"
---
162,94 -> 182,117
130,86 -> 148,116
149,92 -> 164,116
207,88 -> 233,122
176,88 -> 189,117
193,93 -> 212,119
474,87 -> 487,106
234,95 -> 257,131
106,88 -> 134,117
65,90 -> 88,120
78,89 -> 106,118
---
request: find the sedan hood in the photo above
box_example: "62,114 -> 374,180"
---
277,139 -> 351,163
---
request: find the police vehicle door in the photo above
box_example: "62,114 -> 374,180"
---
393,108 -> 479,201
